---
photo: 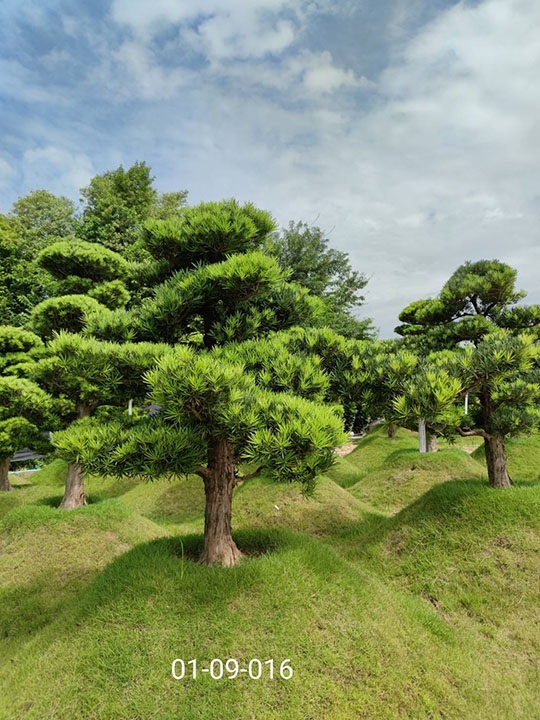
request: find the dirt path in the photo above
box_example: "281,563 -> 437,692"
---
334,442 -> 358,457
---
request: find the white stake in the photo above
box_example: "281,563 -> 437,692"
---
419,418 -> 427,453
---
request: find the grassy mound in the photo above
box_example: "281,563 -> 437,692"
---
0,529 -> 501,720
330,427 -> 486,514
472,433 -> 540,482
1,429 -> 539,719
233,475 -> 368,535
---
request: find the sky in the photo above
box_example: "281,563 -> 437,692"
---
1,0 -> 539,337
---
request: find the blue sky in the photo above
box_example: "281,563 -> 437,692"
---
1,0 -> 539,336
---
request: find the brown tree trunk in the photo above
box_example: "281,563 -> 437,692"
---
58,403 -> 91,509
387,423 -> 397,439
0,457 -> 12,492
59,462 -> 87,509
427,432 -> 438,453
484,435 -> 511,488
200,437 -> 242,567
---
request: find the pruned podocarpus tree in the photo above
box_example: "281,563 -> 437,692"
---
395,259 -> 540,348
0,378 -> 52,491
28,239 -> 132,343
274,326 -> 367,431
0,326 -> 50,491
51,200 -> 346,565
345,341 -> 419,440
32,333 -> 171,508
392,355 -> 463,452
54,347 -> 345,566
278,328 -> 422,437
396,260 -> 540,486
452,330 -> 540,487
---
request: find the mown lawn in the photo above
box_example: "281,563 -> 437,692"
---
1,430 -> 539,719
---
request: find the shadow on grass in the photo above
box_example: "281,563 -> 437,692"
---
334,479 -> 498,552
335,475 -> 540,561
4,482 -> 34,490
36,495 -> 99,508
0,582 -> 67,642
74,527 -> 344,624
0,529 -> 296,643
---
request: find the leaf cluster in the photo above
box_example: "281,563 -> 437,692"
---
396,259 -> 539,348
0,326 -> 44,375
38,240 -> 129,282
142,200 -> 276,275
137,251 -> 286,343
33,332 -> 172,410
54,345 -> 345,487
29,295 -> 107,339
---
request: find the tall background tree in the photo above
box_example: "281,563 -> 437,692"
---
0,214 -> 55,326
76,162 -> 188,257
396,260 -> 540,486
268,221 -> 374,338
76,161 -> 157,254
11,190 -> 76,249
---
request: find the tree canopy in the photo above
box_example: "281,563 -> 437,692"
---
396,261 -> 540,485
396,259 -> 540,348
0,326 -> 52,491
51,200 -> 346,564
11,190 -> 76,250
268,221 -> 374,338
0,215 -> 56,326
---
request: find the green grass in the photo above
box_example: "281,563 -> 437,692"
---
1,430 -> 539,719
329,427 -> 486,514
472,433 -> 540,482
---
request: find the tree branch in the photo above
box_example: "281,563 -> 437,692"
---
194,465 -> 210,480
457,376 -> 485,399
186,400 -> 203,422
457,427 -> 487,438
470,294 -> 481,314
236,466 -> 265,483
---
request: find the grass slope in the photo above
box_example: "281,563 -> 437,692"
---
329,427 -> 486,514
0,432 -> 539,719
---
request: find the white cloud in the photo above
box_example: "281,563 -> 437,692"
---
3,0 -> 540,336
40,49 -> 71,68
0,157 -> 15,190
102,0 -> 369,102
294,50 -> 373,93
22,146 -> 94,197
109,41 -> 191,99
61,15 -> 79,37
0,59 -> 70,105
193,15 -> 296,61
111,0 -> 297,60
199,0 -> 540,334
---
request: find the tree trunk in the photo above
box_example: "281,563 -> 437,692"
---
0,457 -> 12,492
59,462 -> 87,509
387,423 -> 397,439
484,435 -> 511,488
200,437 -> 242,567
59,403 -> 91,510
427,432 -> 438,453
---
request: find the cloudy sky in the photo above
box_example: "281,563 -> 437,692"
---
1,0 -> 539,336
